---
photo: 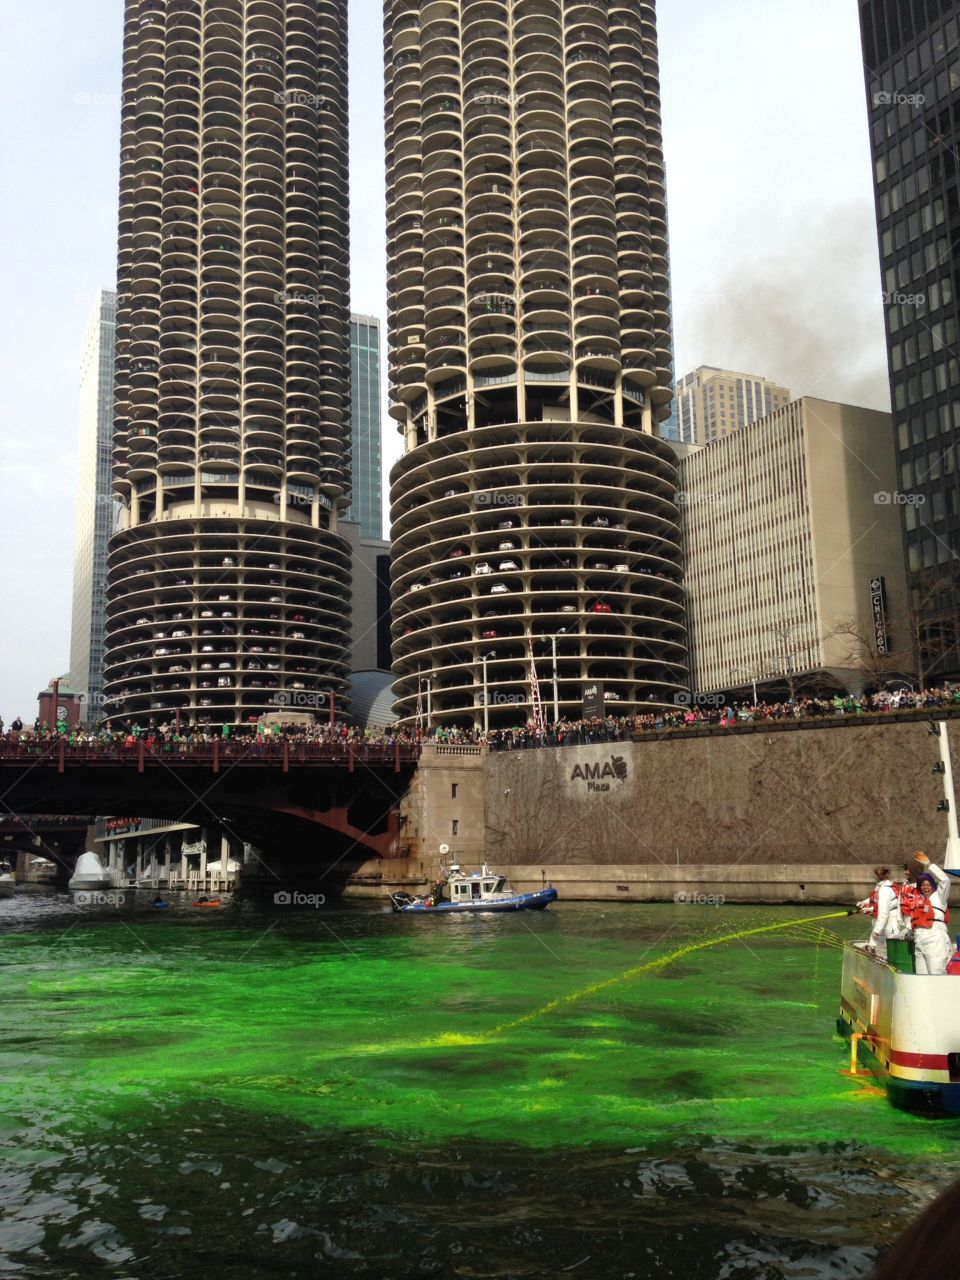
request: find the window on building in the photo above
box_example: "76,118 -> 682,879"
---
451,782 -> 458,799
451,819 -> 459,836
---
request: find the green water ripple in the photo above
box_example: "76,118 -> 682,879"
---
0,901 -> 958,1160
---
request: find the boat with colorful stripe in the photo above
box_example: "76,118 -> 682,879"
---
837,941 -> 960,1113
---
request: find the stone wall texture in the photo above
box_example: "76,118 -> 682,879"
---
483,719 -> 954,868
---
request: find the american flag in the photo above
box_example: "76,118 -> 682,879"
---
528,637 -> 545,737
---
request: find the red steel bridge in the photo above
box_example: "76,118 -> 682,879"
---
0,739 -> 421,890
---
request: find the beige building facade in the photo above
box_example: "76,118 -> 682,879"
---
678,397 -> 909,695
675,366 -> 791,445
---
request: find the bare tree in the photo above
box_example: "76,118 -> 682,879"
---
763,617 -> 821,701
829,567 -> 960,692
903,567 -> 960,689
827,616 -> 914,691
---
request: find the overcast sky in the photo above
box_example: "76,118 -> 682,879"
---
0,0 -> 887,719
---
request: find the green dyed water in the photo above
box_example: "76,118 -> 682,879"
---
1,893 -> 958,1278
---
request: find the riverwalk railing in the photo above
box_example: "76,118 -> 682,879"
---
485,705 -> 960,750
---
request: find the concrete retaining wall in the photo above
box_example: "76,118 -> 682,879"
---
344,718 -> 957,903
344,860 -> 873,904
483,719 -> 954,868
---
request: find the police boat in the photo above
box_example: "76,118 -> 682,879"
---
390,857 -> 557,914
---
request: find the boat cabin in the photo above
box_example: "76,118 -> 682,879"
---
447,872 -> 508,902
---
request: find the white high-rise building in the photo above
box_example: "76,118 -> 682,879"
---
386,0 -> 688,727
102,0 -> 353,729
69,290 -> 117,718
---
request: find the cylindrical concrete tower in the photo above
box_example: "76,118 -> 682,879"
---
103,0 -> 352,730
386,0 -> 688,728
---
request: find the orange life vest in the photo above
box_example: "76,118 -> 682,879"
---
870,883 -> 903,917
899,884 -> 925,922
912,897 -> 950,930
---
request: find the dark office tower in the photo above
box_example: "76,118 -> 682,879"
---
102,0 -> 352,729
859,0 -> 960,672
386,0 -> 688,728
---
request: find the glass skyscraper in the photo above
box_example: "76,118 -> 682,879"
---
859,0 -> 960,672
347,314 -> 383,539
69,289 -> 117,718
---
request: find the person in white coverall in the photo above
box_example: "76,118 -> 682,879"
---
910,852 -> 953,975
858,864 -> 903,960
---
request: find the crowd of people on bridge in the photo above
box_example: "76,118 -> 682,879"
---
1,685 -> 959,757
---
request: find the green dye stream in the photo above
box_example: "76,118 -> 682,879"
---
1,894 -> 959,1278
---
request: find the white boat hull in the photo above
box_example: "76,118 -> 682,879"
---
838,942 -> 960,1113
68,851 -> 112,893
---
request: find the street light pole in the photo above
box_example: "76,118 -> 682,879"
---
50,677 -> 60,733
481,654 -> 489,736
729,667 -> 758,706
551,629 -> 566,724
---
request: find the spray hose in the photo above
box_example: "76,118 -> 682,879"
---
486,910 -> 852,1040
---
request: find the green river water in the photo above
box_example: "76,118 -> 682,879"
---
1,893 -> 958,1278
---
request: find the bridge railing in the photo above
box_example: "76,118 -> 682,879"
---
0,739 -> 423,770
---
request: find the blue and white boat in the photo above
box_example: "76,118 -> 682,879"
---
390,862 -> 558,914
